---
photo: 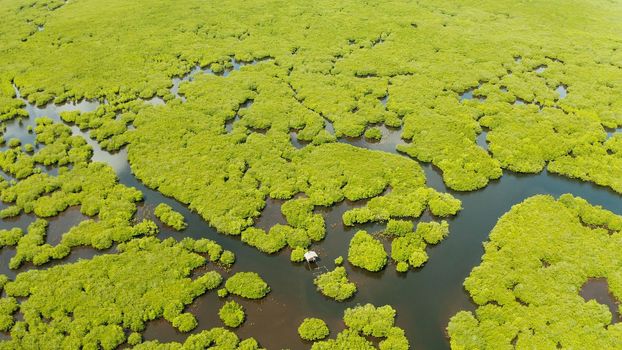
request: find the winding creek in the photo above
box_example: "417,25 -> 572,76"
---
1,77 -> 621,349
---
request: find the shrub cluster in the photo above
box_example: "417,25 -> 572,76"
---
225,272 -> 270,299
348,231 -> 387,272
309,304 -> 409,350
154,203 -> 187,230
298,318 -> 329,341
219,301 -> 245,328
313,266 -> 357,301
1,237 -> 223,349
134,327 -> 263,349
448,195 -> 622,349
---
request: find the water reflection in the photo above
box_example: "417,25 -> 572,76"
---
380,94 -> 388,107
607,127 -> 622,140
290,131 -> 304,149
459,87 -> 485,102
476,130 -> 488,152
534,65 -> 547,73
144,96 -> 166,106
556,84 -> 568,99
580,278 -> 620,324
170,58 -> 271,101
338,125 -> 405,153
459,89 -> 474,101
10,84 -> 130,177
254,198 -> 287,231
45,206 -> 90,246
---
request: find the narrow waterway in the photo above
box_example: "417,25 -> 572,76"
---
0,88 -> 620,349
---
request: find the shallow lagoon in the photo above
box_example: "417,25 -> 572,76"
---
0,91 -> 620,349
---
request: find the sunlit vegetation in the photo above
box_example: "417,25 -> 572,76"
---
364,127 -> 382,141
241,227 -> 287,254
290,246 -> 305,262
310,304 -> 409,350
2,1 -> 473,265
128,332 -> 142,346
154,203 -> 187,230
133,327 -> 263,349
0,118 -> 91,180
0,237 -> 223,349
343,189 -> 460,226
0,0 -> 620,195
390,221 -> 449,272
0,0 -> 621,347
384,220 -> 414,237
298,318 -> 329,341
348,231 -> 387,272
225,272 -> 270,299
0,120 -> 162,267
0,228 -> 22,247
448,195 -> 622,349
334,256 -> 343,265
219,301 -> 246,328
313,266 -> 357,301
219,250 -> 236,267
129,107 -> 458,256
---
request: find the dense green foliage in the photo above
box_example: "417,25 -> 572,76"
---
334,256 -> 343,266
0,115 -> 273,347
348,231 -> 387,272
313,266 -> 357,302
0,0 -> 621,197
154,203 -> 187,230
0,120 -> 164,268
0,0 -> 475,265
298,318 -> 329,341
219,250 -> 236,266
448,195 -> 622,349
225,272 -> 270,299
1,0 -> 622,346
0,118 -> 92,180
219,301 -> 246,328
0,237 -> 223,349
364,127 -> 382,141
384,220 -> 414,237
418,221 -> 449,245
390,221 -> 449,272
310,304 -> 409,350
133,327 -> 263,350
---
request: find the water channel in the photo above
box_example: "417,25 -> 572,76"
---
0,80 -> 620,349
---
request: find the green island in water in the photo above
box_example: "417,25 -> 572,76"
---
0,0 -> 620,348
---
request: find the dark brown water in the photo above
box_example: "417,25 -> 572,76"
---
580,278 -> 620,324
2,88 -> 622,349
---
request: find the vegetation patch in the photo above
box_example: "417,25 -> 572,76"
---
309,304 -> 409,350
0,237 -> 223,349
154,203 -> 187,230
298,318 -> 329,341
225,272 -> 270,299
133,327 -> 262,349
313,266 -> 357,301
219,300 -> 246,328
364,127 -> 382,141
448,194 -> 622,349
348,231 -> 387,272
